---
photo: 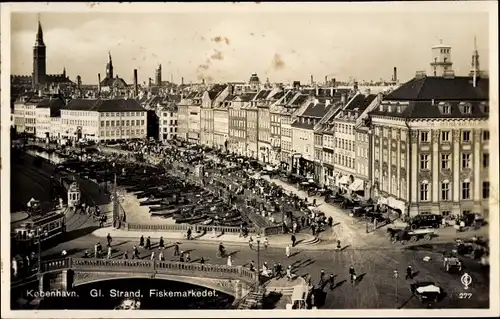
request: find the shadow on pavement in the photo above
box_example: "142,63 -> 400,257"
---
60,226 -> 100,244
262,291 -> 282,309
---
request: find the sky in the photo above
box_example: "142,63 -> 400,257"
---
9,3 -> 492,86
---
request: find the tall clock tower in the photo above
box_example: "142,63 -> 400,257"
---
32,20 -> 46,86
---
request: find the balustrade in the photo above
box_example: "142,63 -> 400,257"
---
54,258 -> 258,283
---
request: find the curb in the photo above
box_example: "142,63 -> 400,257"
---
92,230 -> 332,249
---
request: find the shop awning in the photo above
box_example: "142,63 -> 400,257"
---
338,176 -> 350,185
387,197 -> 406,212
378,197 -> 388,205
349,179 -> 365,192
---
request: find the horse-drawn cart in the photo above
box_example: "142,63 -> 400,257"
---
387,227 -> 435,244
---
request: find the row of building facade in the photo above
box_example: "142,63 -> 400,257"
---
11,42 -> 491,220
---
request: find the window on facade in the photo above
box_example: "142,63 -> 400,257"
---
442,104 -> 451,114
401,153 -> 406,168
462,153 -> 471,168
420,154 -> 429,170
420,183 -> 429,201
100,121 -> 104,127
483,130 -> 490,141
482,181 -> 490,199
442,211 -> 451,216
420,131 -> 429,142
462,131 -> 471,142
441,154 -> 450,169
441,181 -> 450,200
441,131 -> 450,142
463,104 -> 472,114
483,153 -> 489,168
462,182 -> 471,200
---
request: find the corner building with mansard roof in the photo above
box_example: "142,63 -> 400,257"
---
367,42 -> 490,219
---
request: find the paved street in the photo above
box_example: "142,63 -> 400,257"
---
13,151 -> 490,309
42,233 -> 488,309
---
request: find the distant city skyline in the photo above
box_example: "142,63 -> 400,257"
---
10,4 -> 491,85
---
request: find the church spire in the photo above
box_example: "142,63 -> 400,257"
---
35,15 -> 45,46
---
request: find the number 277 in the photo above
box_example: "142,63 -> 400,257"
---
459,292 -> 473,299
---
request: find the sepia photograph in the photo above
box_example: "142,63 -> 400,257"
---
1,1 -> 498,318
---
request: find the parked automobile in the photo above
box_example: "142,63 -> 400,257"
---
408,214 -> 443,230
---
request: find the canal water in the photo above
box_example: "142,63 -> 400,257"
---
38,278 -> 234,309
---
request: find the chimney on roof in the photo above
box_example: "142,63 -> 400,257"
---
181,77 -> 184,85
97,73 -> 101,93
393,67 -> 398,82
353,81 -> 359,92
325,76 -> 328,85
310,75 -> 314,85
148,78 -> 152,87
415,71 -> 426,79
341,93 -> 347,105
133,69 -> 138,97
377,92 -> 383,104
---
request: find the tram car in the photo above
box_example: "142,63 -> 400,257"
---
12,211 -> 66,251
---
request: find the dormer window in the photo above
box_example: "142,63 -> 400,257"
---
464,103 -> 472,114
442,103 -> 451,114
396,105 -> 401,113
379,104 -> 384,112
459,102 -> 472,114
480,102 -> 489,114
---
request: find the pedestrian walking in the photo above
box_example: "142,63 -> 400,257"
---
12,258 -> 18,279
291,234 -> 296,247
146,236 -> 151,250
292,222 -> 297,234
174,243 -> 180,256
187,228 -> 192,240
107,246 -> 112,259
349,266 -> 356,285
249,261 -> 255,272
286,265 -> 293,281
133,246 -> 139,259
159,237 -> 164,249
158,251 -> 164,261
405,266 -> 413,280
94,243 -> 99,258
319,269 -> 325,285
327,216 -> 333,227
139,235 -> 145,248
150,251 -> 155,260
328,274 -> 335,290
311,224 -> 316,236
107,233 -> 112,247
123,251 -> 128,259
336,240 -> 341,251
276,262 -> 283,279
179,252 -> 185,262
285,245 -> 291,258
227,255 -> 232,267
200,257 -> 205,264
185,252 -> 191,262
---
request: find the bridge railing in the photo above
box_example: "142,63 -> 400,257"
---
122,222 -> 258,235
41,258 -> 71,272
61,258 -> 258,283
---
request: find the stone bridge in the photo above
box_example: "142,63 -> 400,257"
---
38,258 -> 258,303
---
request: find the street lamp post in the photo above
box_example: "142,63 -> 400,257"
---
33,227 -> 48,274
249,234 -> 268,286
393,269 -> 399,309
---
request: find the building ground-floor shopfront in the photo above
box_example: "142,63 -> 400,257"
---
246,141 -> 258,159
258,143 -> 272,164
200,131 -> 213,147
187,131 -> 200,144
213,132 -> 228,150
228,138 -> 246,155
